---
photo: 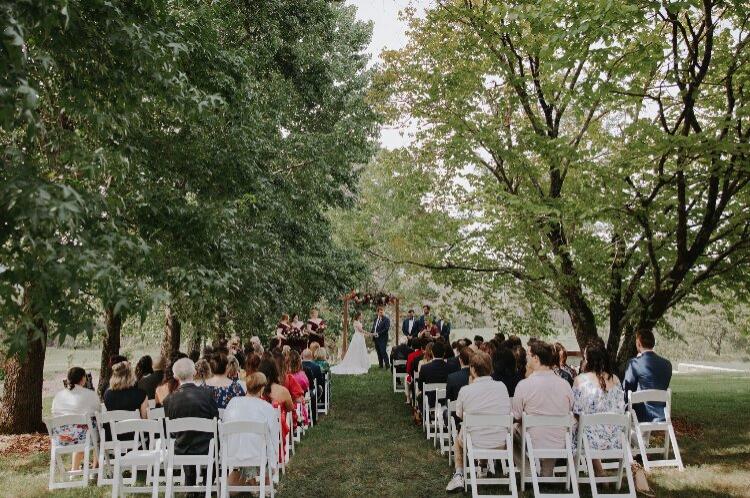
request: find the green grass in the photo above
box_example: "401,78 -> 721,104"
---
1,370 -> 748,497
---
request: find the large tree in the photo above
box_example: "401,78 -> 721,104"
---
371,0 -> 750,366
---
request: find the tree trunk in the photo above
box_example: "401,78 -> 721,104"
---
188,332 -> 202,357
615,325 -> 637,377
97,306 -> 122,396
214,308 -> 228,343
161,305 -> 181,361
0,322 -> 48,434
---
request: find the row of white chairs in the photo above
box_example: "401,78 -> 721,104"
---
394,366 -> 683,497
45,371 -> 332,496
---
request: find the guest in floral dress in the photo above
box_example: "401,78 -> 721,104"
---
572,343 -> 625,476
205,352 -> 246,409
51,367 -> 100,471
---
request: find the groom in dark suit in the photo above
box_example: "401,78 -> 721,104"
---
371,305 -> 391,369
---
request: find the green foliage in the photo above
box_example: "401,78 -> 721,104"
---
0,0 -> 377,353
368,0 -> 750,362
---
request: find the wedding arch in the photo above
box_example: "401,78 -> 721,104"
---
340,290 -> 401,355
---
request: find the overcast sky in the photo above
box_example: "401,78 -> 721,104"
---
345,0 -> 432,149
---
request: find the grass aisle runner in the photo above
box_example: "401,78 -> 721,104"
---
277,368 -> 452,498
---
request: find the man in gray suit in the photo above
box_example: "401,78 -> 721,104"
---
622,329 -> 672,422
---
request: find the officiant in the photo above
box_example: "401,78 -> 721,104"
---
371,306 -> 391,369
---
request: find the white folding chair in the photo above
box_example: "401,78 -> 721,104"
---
276,407 -> 291,474
164,417 -> 218,497
44,414 -> 95,489
392,360 -> 407,393
218,408 -> 225,420
219,421 -> 275,498
96,409 -> 140,486
314,379 -> 329,416
433,388 -> 449,451
293,402 -> 306,442
422,382 -> 446,442
462,413 -> 518,498
110,418 -> 164,497
147,399 -> 156,409
627,389 -> 683,471
147,407 -> 165,420
574,413 -> 635,498
520,412 -> 580,498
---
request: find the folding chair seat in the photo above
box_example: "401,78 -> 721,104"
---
164,417 -> 218,497
392,360 -> 407,393
520,412 -> 580,498
43,414 -> 95,490
276,407 -> 291,474
219,421 -> 275,498
110,418 -> 164,497
462,413 -> 518,498
575,413 -> 635,498
96,409 -> 140,486
305,391 -> 314,428
627,389 -> 683,471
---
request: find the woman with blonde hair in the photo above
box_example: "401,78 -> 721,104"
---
314,347 -> 330,374
103,361 -> 148,418
194,358 -> 211,386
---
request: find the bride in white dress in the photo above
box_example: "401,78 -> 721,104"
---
331,311 -> 371,375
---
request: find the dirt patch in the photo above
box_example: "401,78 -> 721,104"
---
672,416 -> 703,438
0,434 -> 49,455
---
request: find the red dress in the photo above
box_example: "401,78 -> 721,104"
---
285,374 -> 304,428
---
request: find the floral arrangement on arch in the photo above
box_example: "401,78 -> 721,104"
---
344,290 -> 398,307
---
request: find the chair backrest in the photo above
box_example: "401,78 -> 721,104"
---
98,409 -> 140,425
147,399 -> 156,409
218,408 -> 225,420
148,407 -> 165,420
464,413 -> 513,431
522,412 -> 574,429
578,412 -> 629,430
219,420 -> 267,438
628,388 -> 671,405
423,382 -> 446,393
165,417 -> 217,435
111,418 -> 161,440
44,414 -> 91,432
447,400 -> 458,413
393,360 -> 407,367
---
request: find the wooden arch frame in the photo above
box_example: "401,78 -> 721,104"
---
341,292 -> 400,355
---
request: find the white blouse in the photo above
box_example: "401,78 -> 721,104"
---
51,385 -> 100,418
222,396 -> 280,469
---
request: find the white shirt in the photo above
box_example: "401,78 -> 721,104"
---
222,396 -> 280,469
51,385 -> 100,418
456,376 -> 511,449
407,319 -> 414,334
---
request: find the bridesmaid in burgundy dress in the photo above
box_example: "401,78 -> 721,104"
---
275,314 -> 291,344
286,313 -> 307,353
306,308 -> 326,348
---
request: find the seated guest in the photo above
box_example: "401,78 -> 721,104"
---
245,352 -> 261,374
135,355 -> 153,384
555,342 -> 577,380
162,358 -> 219,487
552,345 -> 574,387
446,352 -> 511,492
226,354 -> 243,385
51,367 -> 100,471
512,341 -> 573,477
228,336 -> 246,375
258,358 -> 294,463
205,352 -> 246,409
473,335 -> 484,349
406,337 -> 427,404
194,358 -> 211,386
442,338 -> 460,373
622,329 -> 672,422
446,346 -> 474,403
224,372 -> 280,488
288,351 -> 311,424
492,347 -> 522,396
572,343 -> 624,476
313,348 -> 330,374
418,341 -> 451,409
104,361 -> 148,418
390,337 -> 413,372
155,359 -> 179,407
309,341 -> 321,356
138,356 -> 165,400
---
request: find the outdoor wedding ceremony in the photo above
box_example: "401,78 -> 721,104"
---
1,0 -> 749,497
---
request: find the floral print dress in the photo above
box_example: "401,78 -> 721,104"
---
572,374 -> 625,452
207,379 -> 245,409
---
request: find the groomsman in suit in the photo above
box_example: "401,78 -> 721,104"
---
371,306 -> 391,369
436,316 -> 451,342
414,304 -> 432,336
402,309 -> 416,338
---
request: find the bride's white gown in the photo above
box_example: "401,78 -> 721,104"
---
331,320 -> 370,375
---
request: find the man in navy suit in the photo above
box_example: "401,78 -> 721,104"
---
417,341 -> 451,409
414,304 -> 431,336
623,329 -> 672,422
402,309 -> 416,338
371,306 -> 391,369
436,316 -> 451,342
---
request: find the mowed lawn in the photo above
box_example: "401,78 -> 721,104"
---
0,369 -> 748,497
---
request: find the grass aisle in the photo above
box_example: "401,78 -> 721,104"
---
277,368 -> 453,498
